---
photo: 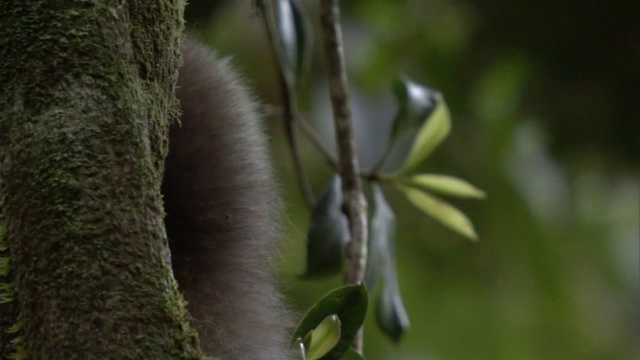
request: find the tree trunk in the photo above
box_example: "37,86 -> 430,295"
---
0,1 -> 204,358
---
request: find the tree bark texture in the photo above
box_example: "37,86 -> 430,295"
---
0,1 -> 203,358
320,0 -> 368,352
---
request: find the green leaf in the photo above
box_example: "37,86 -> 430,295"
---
407,174 -> 486,199
304,315 -> 342,360
275,0 -> 311,77
399,94 -> 451,173
364,183 -> 396,292
399,185 -> 479,241
365,184 -> 410,343
301,176 -> 349,279
390,77 -> 439,141
259,0 -> 311,79
379,78 -> 452,174
376,274 -> 410,343
374,78 -> 443,172
341,348 -> 367,360
292,285 -> 368,360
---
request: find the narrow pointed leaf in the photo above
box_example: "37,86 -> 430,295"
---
275,0 -> 311,77
408,174 -> 486,199
364,184 -> 396,292
258,0 -> 311,78
400,96 -> 451,173
364,184 -> 411,342
301,176 -> 349,279
292,285 -> 368,360
399,185 -> 479,240
369,184 -> 410,342
305,315 -> 342,360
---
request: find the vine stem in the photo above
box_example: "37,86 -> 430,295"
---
320,0 -> 369,354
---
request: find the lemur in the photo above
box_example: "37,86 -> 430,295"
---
162,38 -> 293,359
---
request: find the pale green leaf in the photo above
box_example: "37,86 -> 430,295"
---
399,185 -> 478,240
305,315 -> 341,360
408,174 -> 486,199
400,98 -> 451,173
292,284 -> 368,360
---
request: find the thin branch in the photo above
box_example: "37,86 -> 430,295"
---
258,0 -> 315,210
320,0 -> 368,353
278,71 -> 317,210
296,115 -> 338,169
262,105 -> 338,170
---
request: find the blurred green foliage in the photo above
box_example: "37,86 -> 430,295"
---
186,1 -> 638,359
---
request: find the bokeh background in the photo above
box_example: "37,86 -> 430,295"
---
185,1 -> 639,359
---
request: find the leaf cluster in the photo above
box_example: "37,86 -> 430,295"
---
258,0 -> 485,357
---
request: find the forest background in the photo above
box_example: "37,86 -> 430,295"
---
186,1 -> 638,359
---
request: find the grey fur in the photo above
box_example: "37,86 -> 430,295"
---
162,38 -> 293,359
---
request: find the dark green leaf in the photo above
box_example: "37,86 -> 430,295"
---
378,77 -> 451,173
364,183 -> 396,292
341,348 -> 367,360
362,184 -> 410,342
259,0 -> 311,78
391,77 -> 439,141
376,273 -> 410,343
365,185 -> 410,343
292,285 -> 368,360
301,176 -> 349,279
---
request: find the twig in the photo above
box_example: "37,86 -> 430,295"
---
262,105 -> 338,171
320,0 -> 368,353
296,115 -> 338,169
258,0 -> 315,210
278,73 -> 316,210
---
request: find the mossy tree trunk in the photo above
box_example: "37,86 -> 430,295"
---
0,1 -> 205,358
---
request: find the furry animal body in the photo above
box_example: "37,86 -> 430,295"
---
162,38 -> 292,359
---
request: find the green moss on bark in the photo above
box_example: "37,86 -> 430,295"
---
0,213 -> 26,359
0,1 -> 205,358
